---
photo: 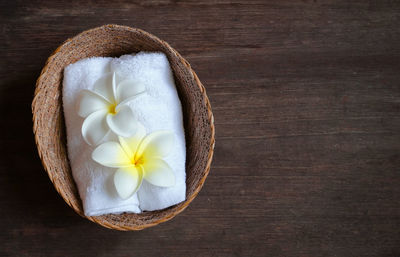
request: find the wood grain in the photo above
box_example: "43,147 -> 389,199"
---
1,0 -> 400,256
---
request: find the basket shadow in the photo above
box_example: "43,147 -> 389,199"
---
0,72 -> 77,218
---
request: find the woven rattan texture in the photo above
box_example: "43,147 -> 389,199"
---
32,24 -> 215,230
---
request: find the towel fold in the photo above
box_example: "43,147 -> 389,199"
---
62,52 -> 186,216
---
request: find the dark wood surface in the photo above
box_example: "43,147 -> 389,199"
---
1,1 -> 400,256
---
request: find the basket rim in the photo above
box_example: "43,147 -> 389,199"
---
32,24 -> 215,230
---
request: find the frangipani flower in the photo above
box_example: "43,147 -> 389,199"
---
92,125 -> 176,199
77,72 -> 145,145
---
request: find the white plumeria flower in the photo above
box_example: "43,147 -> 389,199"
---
92,124 -> 176,199
76,72 -> 145,146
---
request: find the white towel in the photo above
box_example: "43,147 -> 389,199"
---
62,52 -> 186,216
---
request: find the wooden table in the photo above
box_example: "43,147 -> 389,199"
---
1,1 -> 399,256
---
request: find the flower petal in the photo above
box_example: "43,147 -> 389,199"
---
137,131 -> 175,159
118,124 -> 146,159
106,106 -> 139,137
93,72 -> 116,103
76,90 -> 110,117
116,79 -> 145,106
92,141 -> 131,168
81,110 -> 109,146
112,72 -> 117,101
114,166 -> 143,199
141,158 -> 175,187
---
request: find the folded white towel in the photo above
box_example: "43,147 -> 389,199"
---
62,52 -> 186,216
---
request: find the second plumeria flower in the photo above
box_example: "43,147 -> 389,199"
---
77,72 -> 145,145
92,125 -> 176,199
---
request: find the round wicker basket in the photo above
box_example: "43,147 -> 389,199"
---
32,24 -> 215,230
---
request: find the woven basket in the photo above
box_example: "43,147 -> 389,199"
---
32,24 -> 215,230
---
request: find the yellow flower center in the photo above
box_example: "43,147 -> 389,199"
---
131,156 -> 144,166
108,104 -> 117,114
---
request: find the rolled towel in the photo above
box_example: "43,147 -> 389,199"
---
62,52 -> 186,216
